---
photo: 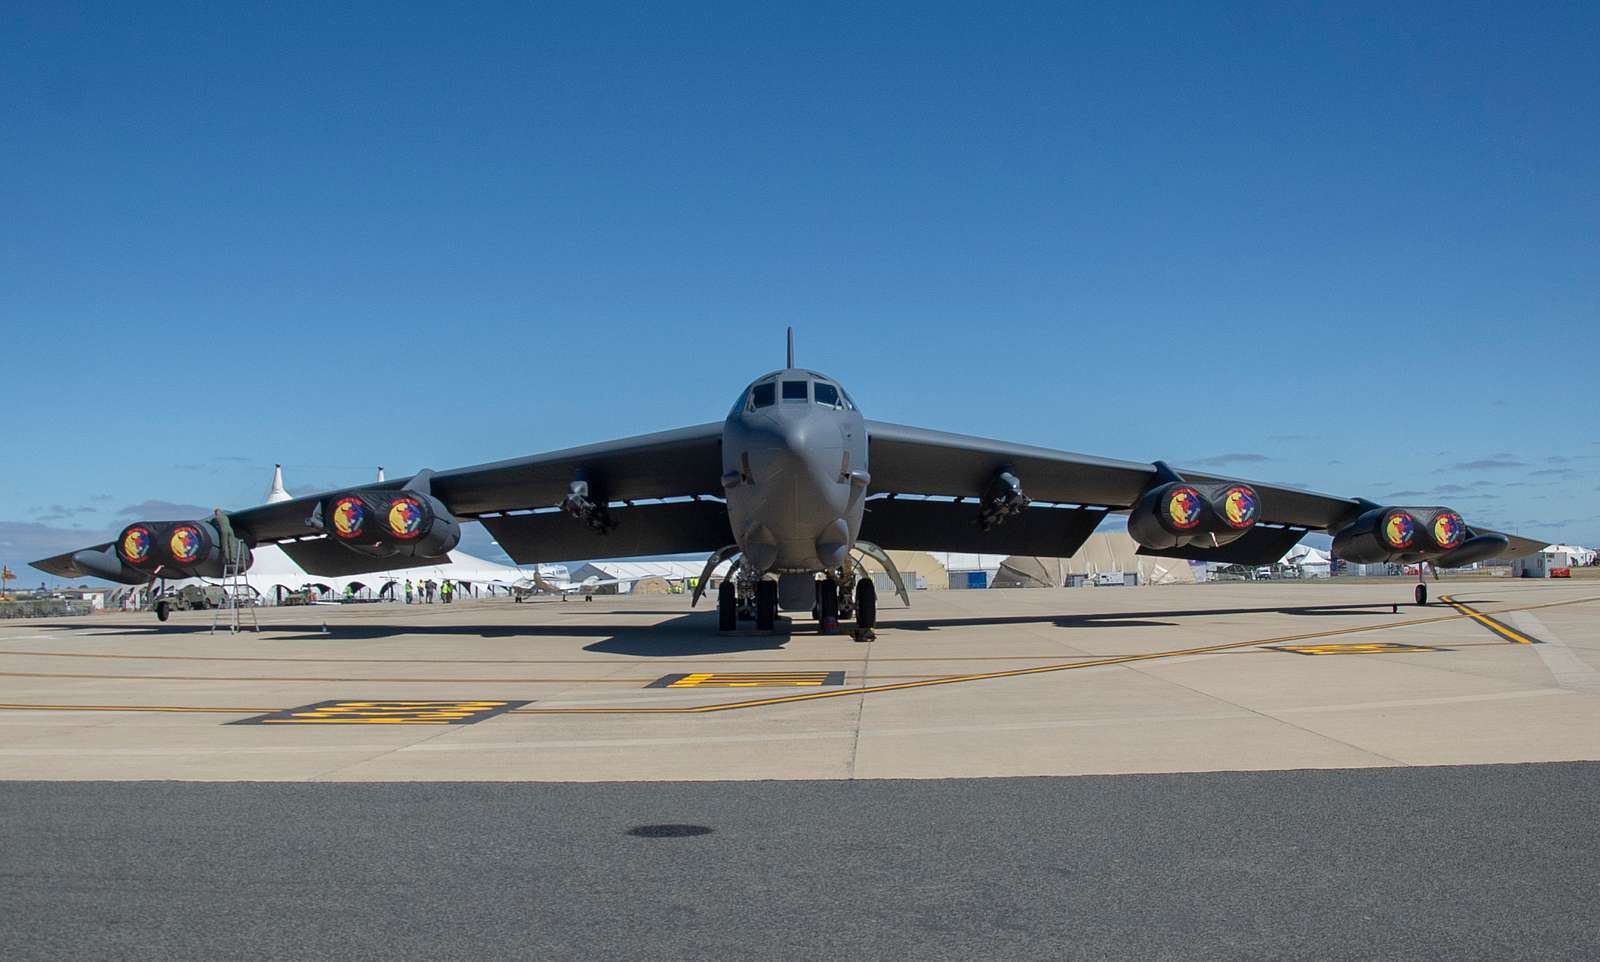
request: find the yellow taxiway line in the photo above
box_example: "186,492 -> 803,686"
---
1439,595 -> 1542,645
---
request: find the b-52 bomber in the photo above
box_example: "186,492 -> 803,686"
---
36,331 -> 1542,639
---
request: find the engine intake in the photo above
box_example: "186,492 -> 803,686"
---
317,489 -> 460,559
1332,506 -> 1471,564
114,520 -> 251,578
1128,481 -> 1260,551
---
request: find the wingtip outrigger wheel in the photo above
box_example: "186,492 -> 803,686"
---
852,539 -> 909,607
692,545 -> 742,608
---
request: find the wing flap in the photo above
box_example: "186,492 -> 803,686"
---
860,498 -> 1108,557
480,500 -> 735,564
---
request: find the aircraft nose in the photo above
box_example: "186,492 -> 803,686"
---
746,409 -> 838,478
732,408 -> 851,572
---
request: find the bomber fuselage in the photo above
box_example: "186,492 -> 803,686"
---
721,369 -> 869,576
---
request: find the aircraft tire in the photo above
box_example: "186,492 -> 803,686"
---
717,580 -> 737,632
1415,583 -> 1427,606
855,577 -> 877,630
155,601 -> 170,622
815,579 -> 839,633
756,580 -> 778,631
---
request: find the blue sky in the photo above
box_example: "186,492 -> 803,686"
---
3,2 -> 1596,579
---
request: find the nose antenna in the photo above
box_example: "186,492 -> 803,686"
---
786,326 -> 794,368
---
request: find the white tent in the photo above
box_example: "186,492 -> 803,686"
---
1281,543 -> 1332,577
1544,544 -> 1595,566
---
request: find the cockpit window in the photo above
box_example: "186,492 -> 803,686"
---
814,382 -> 840,408
751,382 -> 776,408
781,380 -> 808,402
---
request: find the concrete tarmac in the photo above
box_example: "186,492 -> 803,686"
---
5,580 -> 1598,959
3,765 -> 1597,960
1,580 -> 1596,780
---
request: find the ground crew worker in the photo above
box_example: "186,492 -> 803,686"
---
404,579 -> 414,604
344,584 -> 354,603
441,580 -> 453,604
426,580 -> 435,603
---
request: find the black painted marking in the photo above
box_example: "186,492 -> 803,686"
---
231,699 -> 530,725
626,824 -> 714,838
1271,643 -> 1444,656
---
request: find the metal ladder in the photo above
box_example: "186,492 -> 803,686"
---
212,560 -> 258,634
209,508 -> 258,634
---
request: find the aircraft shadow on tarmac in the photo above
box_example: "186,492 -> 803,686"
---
56,614 -> 790,657
885,601 -> 1416,633
36,599 -> 1434,658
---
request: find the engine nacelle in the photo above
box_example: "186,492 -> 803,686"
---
1331,506 -> 1468,564
319,489 -> 461,559
1127,481 -> 1260,551
115,520 -> 251,579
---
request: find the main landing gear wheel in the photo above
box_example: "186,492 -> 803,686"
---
717,580 -> 738,632
155,600 -> 171,622
853,577 -> 877,642
756,579 -> 778,632
815,579 -> 840,635
1415,583 -> 1428,606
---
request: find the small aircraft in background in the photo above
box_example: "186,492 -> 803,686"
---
511,571 -> 654,602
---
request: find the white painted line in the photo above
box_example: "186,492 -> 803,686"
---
1273,687 -> 1577,715
398,710 -> 1259,752
1510,612 -> 1600,696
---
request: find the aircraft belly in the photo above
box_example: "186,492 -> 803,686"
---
726,450 -> 858,573
723,404 -> 867,575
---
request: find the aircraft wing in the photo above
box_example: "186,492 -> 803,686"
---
1469,528 -> 1548,560
34,423 -> 727,580
32,543 -> 116,580
228,422 -> 725,544
860,421 -> 1537,565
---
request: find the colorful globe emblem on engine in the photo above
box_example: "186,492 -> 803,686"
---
1221,486 -> 1258,529
1166,487 -> 1203,530
119,526 -> 152,564
168,526 -> 203,565
1432,511 -> 1465,550
331,497 -> 366,539
1383,511 -> 1416,550
387,497 -> 424,539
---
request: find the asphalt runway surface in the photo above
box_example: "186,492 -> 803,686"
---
4,763 -> 1597,960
